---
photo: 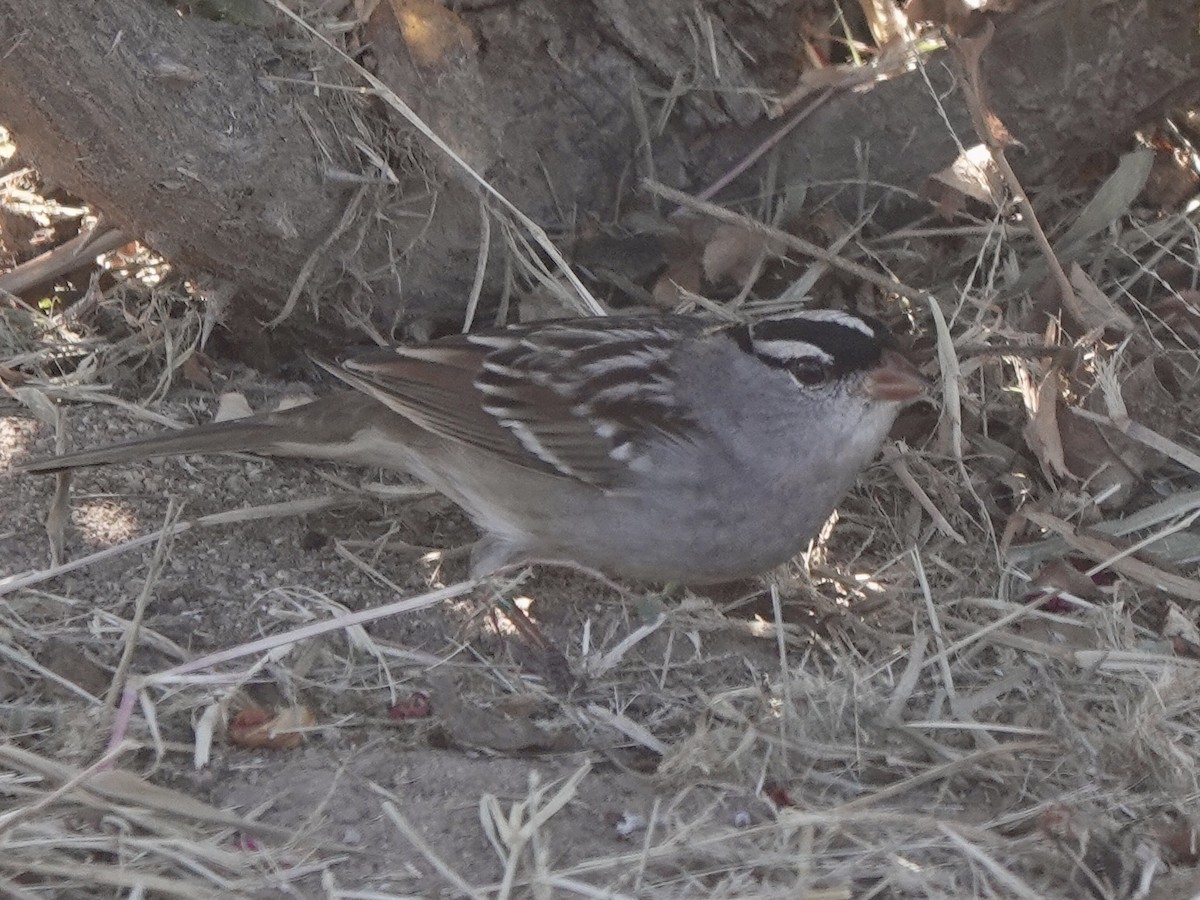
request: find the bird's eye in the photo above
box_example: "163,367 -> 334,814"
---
790,358 -> 829,386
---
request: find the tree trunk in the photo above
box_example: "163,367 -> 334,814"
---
698,0 -> 1200,220
0,0 -> 1197,359
0,2 -> 374,326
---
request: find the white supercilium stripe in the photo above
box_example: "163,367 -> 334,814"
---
753,339 -> 834,364
791,309 -> 874,336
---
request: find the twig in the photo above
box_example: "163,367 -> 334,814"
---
0,741 -> 131,837
0,227 -> 127,297
105,579 -> 479,759
262,0 -> 605,318
265,184 -> 366,328
692,88 -> 834,205
104,502 -> 183,709
948,28 -> 1084,323
644,179 -> 931,306
462,196 -> 492,332
0,495 -> 360,597
1023,509 -> 1200,603
381,798 -> 487,899
1069,406 -> 1200,477
885,446 -> 965,544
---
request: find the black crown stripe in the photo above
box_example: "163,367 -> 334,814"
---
745,314 -> 891,378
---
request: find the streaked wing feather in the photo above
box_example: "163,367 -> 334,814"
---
339,318 -> 704,487
333,345 -> 534,470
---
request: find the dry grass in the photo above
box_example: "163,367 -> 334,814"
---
4,9 -> 1200,900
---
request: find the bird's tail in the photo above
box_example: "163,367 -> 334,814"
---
19,416 -> 291,474
17,394 -> 384,474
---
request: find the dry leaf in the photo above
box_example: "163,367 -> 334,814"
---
274,393 -> 316,412
1086,357 -> 1180,473
1023,509 -> 1200,604
1057,356 -> 1181,509
428,676 -> 563,752
228,705 -> 315,751
213,391 -> 254,423
1054,147 -> 1155,257
1013,614 -> 1104,653
1038,805 -> 1141,900
1140,141 -> 1200,210
1058,408 -> 1138,508
1022,371 -> 1071,480
927,142 -> 1002,208
494,693 -> 540,718
1118,357 -> 1183,432
702,224 -> 784,287
652,227 -> 706,307
653,256 -> 703,308
905,0 -> 980,31
387,691 -> 431,720
1067,263 -> 1135,334
763,782 -> 794,807
1163,602 -> 1200,659
181,352 -> 215,389
923,178 -> 970,220
12,384 -> 58,425
353,0 -> 382,22
0,363 -> 30,386
1027,557 -> 1106,611
1153,817 -> 1200,865
387,0 -> 477,67
857,0 -> 911,46
1151,291 -> 1200,348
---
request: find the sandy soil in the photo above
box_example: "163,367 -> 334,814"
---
2,373 -> 797,895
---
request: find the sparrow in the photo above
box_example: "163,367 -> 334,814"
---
19,310 -> 927,584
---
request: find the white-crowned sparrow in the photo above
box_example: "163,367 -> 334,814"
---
20,310 -> 927,583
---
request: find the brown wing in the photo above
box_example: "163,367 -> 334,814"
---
331,318 -> 704,487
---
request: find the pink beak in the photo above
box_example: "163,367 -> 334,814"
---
866,349 -> 928,402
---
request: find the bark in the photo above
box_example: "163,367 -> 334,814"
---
0,2 -> 363,313
699,0 -> 1200,220
0,1 -> 497,359
0,0 -> 1196,358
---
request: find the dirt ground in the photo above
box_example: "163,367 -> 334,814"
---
7,336 -> 1200,897
4,1 -> 1200,896
2,373 -> 808,895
